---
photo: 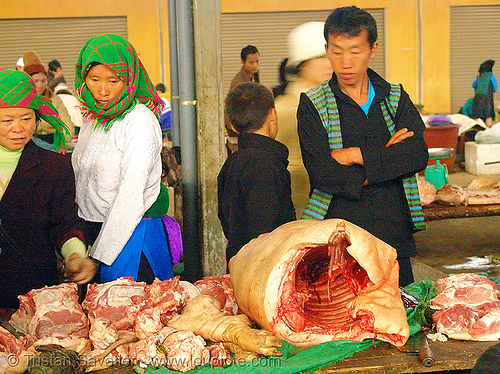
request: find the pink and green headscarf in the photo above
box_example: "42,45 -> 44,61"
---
75,34 -> 163,131
0,69 -> 69,148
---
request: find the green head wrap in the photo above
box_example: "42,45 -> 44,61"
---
0,69 -> 69,148
75,34 -> 163,131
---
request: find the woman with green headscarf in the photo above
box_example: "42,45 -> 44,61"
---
72,34 -> 173,283
0,69 -> 96,308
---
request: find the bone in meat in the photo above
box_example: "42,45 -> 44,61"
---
194,275 -> 239,315
431,273 -> 500,309
9,283 -> 89,339
82,277 -> 147,331
431,273 -> 500,341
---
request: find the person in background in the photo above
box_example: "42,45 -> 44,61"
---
48,59 -> 68,93
272,58 -> 290,98
23,51 -> 75,153
297,6 -> 428,287
218,82 -> 295,266
55,83 -> 84,137
0,69 -> 96,308
72,34 -> 173,283
15,57 -> 24,71
155,83 -> 172,140
275,22 -> 333,218
230,45 -> 260,89
471,59 -> 497,128
225,45 -> 260,154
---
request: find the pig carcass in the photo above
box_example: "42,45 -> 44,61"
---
229,219 -> 410,347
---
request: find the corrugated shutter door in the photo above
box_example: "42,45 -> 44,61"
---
0,17 -> 127,90
221,9 -> 385,95
450,5 -> 500,113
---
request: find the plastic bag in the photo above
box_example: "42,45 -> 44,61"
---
475,122 -> 500,143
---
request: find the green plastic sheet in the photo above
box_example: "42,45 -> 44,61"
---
139,339 -> 374,374
137,279 -> 440,374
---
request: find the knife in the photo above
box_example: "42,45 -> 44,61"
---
396,330 -> 435,367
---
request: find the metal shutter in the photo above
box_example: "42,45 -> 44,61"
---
450,5 -> 500,113
221,9 -> 385,95
0,17 -> 127,90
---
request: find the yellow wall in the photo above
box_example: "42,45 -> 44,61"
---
221,0 -> 420,105
421,0 -> 500,113
3,0 -> 500,113
1,0 -> 170,94
221,0 -> 500,113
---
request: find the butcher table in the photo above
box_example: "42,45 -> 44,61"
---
423,202 -> 500,221
312,338 -> 497,374
94,339 -> 498,374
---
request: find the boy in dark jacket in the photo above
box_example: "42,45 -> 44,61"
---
218,82 -> 296,266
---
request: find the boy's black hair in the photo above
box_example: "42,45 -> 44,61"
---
324,6 -> 378,48
48,59 -> 62,72
225,82 -> 274,134
156,83 -> 166,93
240,45 -> 259,62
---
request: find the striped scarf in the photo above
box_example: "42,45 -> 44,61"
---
0,69 -> 69,148
302,80 -> 426,231
75,34 -> 163,131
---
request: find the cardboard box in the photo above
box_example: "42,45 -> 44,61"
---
465,142 -> 500,175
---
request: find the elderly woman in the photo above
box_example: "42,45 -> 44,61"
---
72,34 -> 173,283
0,69 -> 96,308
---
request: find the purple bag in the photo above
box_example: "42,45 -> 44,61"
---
161,215 -> 183,264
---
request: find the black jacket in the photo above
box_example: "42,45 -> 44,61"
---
298,69 -> 428,258
0,141 -> 87,308
218,133 -> 296,263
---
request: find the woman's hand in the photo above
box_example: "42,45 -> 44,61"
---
65,253 -> 97,284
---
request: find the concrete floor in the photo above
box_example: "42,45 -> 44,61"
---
413,171 -> 500,282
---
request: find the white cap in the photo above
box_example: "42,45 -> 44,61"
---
53,82 -> 69,94
16,57 -> 24,67
287,22 -> 326,68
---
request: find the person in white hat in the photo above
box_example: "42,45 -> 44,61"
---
16,57 -> 24,71
275,22 -> 333,218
